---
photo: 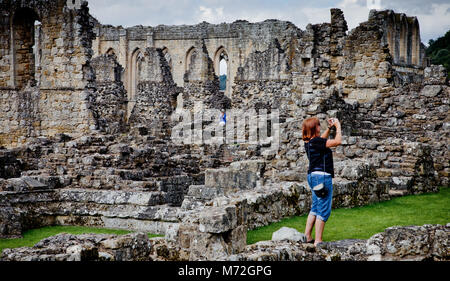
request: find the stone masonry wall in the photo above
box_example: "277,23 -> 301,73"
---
0,0 -> 97,147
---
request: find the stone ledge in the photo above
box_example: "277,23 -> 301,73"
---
227,224 -> 449,261
2,224 -> 447,261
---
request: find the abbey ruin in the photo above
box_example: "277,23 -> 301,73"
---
0,0 -> 448,261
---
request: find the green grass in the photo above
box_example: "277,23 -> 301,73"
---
0,226 -> 163,253
247,187 -> 450,245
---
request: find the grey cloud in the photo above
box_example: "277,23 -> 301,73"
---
380,0 -> 450,15
87,0 -> 449,43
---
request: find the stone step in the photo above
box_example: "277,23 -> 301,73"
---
186,185 -> 224,200
58,188 -> 169,206
389,189 -> 409,197
204,160 -> 265,190
376,168 -> 411,177
0,176 -> 49,192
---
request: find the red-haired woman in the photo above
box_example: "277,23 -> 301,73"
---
302,117 -> 342,246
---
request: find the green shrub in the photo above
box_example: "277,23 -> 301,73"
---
427,30 -> 450,78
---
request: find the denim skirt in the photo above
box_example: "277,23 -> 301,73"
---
307,172 -> 333,222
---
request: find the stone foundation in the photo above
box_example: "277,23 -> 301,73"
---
1,224 -> 448,261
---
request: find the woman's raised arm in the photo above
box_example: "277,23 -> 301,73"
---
326,119 -> 342,148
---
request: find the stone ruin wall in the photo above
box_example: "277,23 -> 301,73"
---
0,0 -> 96,147
0,0 -> 448,261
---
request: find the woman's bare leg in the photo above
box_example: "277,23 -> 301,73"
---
314,218 -> 325,246
305,214 -> 316,242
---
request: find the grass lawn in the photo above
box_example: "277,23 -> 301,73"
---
247,186 -> 450,245
0,226 -> 163,253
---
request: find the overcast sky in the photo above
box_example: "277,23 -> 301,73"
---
88,0 -> 450,44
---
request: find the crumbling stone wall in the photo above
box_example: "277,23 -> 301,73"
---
127,47 -> 182,139
0,0 -> 95,90
93,19 -> 302,106
372,10 -> 425,68
89,54 -> 127,134
0,0 -> 97,147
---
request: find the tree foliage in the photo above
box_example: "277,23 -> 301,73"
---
426,30 -> 450,77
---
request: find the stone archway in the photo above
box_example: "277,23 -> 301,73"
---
185,46 -> 196,73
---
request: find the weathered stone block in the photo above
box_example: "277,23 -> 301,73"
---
198,205 -> 237,234
272,227 -> 306,242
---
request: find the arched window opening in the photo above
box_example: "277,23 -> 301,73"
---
215,47 -> 229,93
185,47 -> 196,72
219,53 -> 228,92
126,48 -> 144,120
184,47 -> 197,83
12,8 -> 41,88
130,49 -> 143,102
137,52 -> 144,82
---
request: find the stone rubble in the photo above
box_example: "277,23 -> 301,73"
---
1,224 -> 447,261
271,227 -> 307,243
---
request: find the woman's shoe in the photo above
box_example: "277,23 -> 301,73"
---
306,239 -> 315,244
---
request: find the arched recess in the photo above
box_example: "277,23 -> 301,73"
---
129,48 -> 144,102
214,47 -> 229,93
126,48 -> 144,119
11,7 -> 41,88
185,46 -> 196,73
161,47 -> 172,73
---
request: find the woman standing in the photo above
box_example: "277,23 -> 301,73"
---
302,117 -> 342,246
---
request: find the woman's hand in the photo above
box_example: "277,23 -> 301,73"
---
333,118 -> 341,128
327,118 -> 340,128
326,118 -> 342,148
327,118 -> 334,128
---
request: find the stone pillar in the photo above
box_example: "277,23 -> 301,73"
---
9,17 -> 16,88
411,19 -> 420,66
119,29 -> 128,93
399,17 -> 408,64
92,26 -> 100,57
385,15 -> 396,64
330,8 -> 348,40
146,31 -> 154,48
